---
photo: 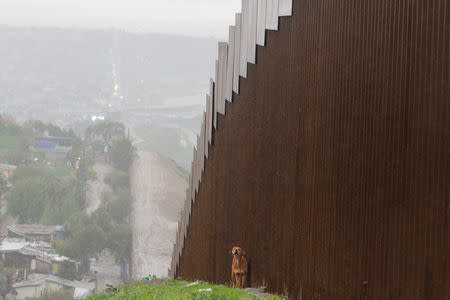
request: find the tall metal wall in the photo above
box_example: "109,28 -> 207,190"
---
176,0 -> 449,299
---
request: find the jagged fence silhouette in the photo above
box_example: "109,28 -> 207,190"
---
169,0 -> 448,299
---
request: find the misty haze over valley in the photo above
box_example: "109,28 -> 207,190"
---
0,25 -> 219,169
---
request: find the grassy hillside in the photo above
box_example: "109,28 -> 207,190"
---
85,279 -> 281,300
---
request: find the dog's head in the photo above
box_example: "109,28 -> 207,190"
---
230,246 -> 246,257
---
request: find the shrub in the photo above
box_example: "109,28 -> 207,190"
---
104,170 -> 129,191
110,138 -> 136,172
56,261 -> 78,281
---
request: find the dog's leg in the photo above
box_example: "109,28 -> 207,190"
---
231,271 -> 235,288
236,275 -> 241,289
242,274 -> 247,288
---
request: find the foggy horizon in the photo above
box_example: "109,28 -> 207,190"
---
0,0 -> 241,39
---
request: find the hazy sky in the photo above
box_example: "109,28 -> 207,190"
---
0,0 -> 241,38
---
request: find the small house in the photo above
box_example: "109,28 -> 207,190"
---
7,224 -> 64,243
12,274 -> 94,300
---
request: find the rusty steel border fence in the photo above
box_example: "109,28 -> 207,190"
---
169,0 -> 449,299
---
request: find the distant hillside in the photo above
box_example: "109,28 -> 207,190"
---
0,26 -> 217,125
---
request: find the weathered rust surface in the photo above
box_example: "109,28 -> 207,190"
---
177,0 -> 449,299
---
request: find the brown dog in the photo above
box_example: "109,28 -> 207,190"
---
230,246 -> 248,288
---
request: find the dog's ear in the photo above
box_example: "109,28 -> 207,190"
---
230,249 -> 233,254
242,249 -> 246,256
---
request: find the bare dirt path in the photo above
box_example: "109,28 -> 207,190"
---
85,162 -> 120,291
129,152 -> 187,278
86,163 -> 113,214
90,251 -> 122,292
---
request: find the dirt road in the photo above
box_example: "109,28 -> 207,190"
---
84,162 -> 120,291
90,251 -> 122,292
129,152 -> 187,278
86,163 -> 113,214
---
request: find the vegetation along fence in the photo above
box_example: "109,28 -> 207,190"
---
169,0 -> 449,299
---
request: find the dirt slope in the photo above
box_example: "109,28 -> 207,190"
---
86,163 -> 113,214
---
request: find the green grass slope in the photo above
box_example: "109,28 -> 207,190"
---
85,279 -> 281,300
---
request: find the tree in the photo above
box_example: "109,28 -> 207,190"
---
75,155 -> 88,210
108,224 -> 132,280
39,177 -> 78,225
104,169 -> 129,192
5,123 -> 22,136
91,206 -> 113,234
0,263 -> 15,299
55,212 -> 113,274
4,148 -> 25,165
110,138 -> 136,172
85,121 -> 125,145
23,119 -> 47,137
11,165 -> 53,183
0,175 -> 6,219
3,135 -> 28,165
103,189 -> 132,224
0,274 -> 8,298
6,178 -> 46,223
66,137 -> 83,165
46,123 -> 75,138
6,165 -> 78,225
56,261 -> 77,280
0,115 -> 5,131
0,174 -> 7,200
89,140 -> 105,159
57,220 -> 106,274
63,212 -> 90,235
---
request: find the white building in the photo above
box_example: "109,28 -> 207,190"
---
12,274 -> 94,300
